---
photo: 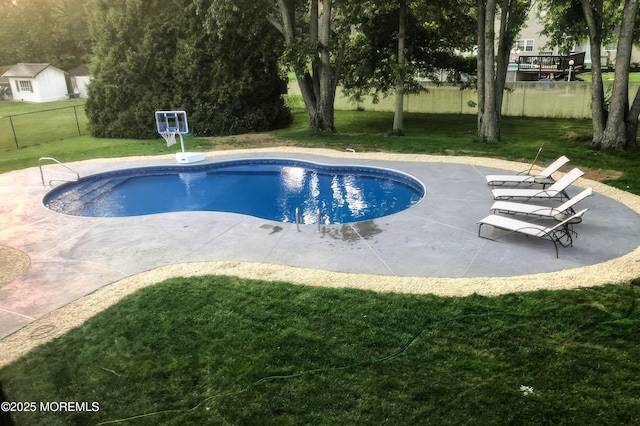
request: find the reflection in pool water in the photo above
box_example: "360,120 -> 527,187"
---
44,159 -> 425,224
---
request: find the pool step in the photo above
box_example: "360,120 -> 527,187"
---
78,178 -> 129,205
46,178 -> 130,215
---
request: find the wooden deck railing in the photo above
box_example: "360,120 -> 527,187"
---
517,52 -> 585,74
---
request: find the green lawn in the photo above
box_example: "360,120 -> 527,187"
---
0,100 -> 85,116
0,100 -> 88,150
1,103 -> 640,425
271,110 -> 640,194
577,70 -> 640,82
2,278 -> 639,425
0,100 -> 215,173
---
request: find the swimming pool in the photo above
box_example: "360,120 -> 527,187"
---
44,158 -> 425,224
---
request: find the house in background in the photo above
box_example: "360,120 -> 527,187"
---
513,6 -> 640,73
1,63 -> 72,102
507,8 -> 586,81
68,64 -> 90,99
511,8 -> 559,60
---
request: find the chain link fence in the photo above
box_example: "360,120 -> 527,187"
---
0,104 -> 88,150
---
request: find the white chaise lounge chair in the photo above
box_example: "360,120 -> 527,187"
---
491,168 -> 584,201
490,187 -> 593,221
477,208 -> 588,258
485,155 -> 570,187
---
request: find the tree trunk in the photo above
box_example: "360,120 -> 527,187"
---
316,0 -> 336,132
392,0 -> 406,136
580,0 -> 606,145
276,0 -> 337,132
627,87 -> 640,145
476,0 -> 486,139
478,0 -> 500,142
587,35 -> 606,143
595,0 -> 637,149
494,0 -> 515,123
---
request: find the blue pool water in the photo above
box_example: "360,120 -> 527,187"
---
44,159 -> 424,224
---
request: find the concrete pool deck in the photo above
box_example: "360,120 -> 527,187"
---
1,147 -> 640,361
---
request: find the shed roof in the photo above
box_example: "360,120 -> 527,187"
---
68,64 -> 90,77
0,66 -> 11,85
1,63 -> 65,78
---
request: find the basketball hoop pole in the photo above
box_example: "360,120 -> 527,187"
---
179,133 -> 186,154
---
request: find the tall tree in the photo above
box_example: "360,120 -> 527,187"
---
340,0 -> 476,131
198,0 -> 350,132
594,0 -> 639,149
477,0 -> 499,142
476,0 -> 530,143
540,0 -> 610,142
0,0 -> 92,69
86,0 -> 290,139
579,0 -> 608,142
392,0 -> 407,135
0,0 -> 19,65
49,0 -> 94,69
539,0 -> 640,149
280,0 -> 342,132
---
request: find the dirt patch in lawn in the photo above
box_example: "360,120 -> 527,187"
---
206,134 -> 297,151
579,167 -> 623,182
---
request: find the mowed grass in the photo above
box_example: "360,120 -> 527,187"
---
2,277 -> 639,425
0,100 -> 215,173
0,101 -> 88,150
272,110 -> 640,194
578,71 -> 640,82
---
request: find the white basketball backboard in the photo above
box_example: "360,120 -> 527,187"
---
155,110 -> 189,134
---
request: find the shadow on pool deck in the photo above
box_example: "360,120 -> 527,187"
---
1,149 -> 640,340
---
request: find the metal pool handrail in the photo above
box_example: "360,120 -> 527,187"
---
38,157 -> 80,186
294,207 -> 324,231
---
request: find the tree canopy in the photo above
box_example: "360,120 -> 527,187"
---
341,1 -> 476,103
537,0 -> 627,54
85,0 -> 291,139
0,0 -> 92,70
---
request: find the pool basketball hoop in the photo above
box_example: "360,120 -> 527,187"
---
155,110 -> 204,164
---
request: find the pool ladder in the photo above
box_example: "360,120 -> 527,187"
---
38,157 -> 80,186
295,208 -> 323,232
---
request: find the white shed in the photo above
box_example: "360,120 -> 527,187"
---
68,64 -> 90,99
2,63 -> 71,102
